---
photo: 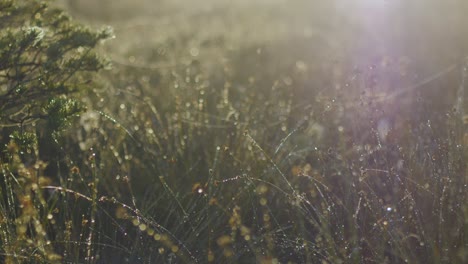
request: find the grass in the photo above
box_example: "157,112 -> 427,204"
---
1,0 -> 467,263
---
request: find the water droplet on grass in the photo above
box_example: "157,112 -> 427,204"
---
190,47 -> 199,57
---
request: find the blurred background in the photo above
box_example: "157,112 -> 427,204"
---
57,0 -> 468,70
55,0 -> 468,110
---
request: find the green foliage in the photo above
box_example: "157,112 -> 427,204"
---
45,97 -> 84,132
0,0 -> 110,262
0,0 -> 111,132
8,130 -> 37,154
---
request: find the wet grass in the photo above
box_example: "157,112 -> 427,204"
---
1,0 -> 467,263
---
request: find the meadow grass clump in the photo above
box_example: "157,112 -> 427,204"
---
1,0 -> 467,263
71,38 -> 466,262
